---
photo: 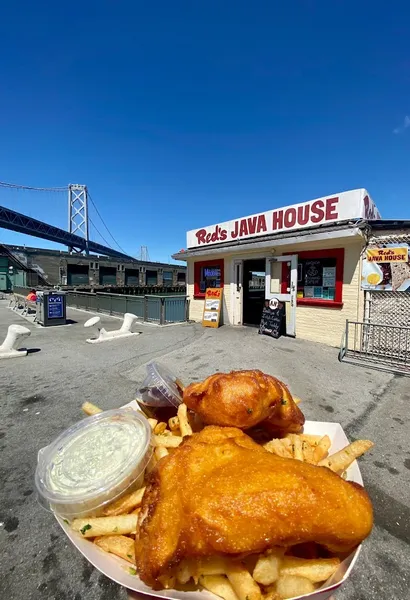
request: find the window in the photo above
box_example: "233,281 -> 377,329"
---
281,249 -> 344,308
146,270 -> 158,285
177,272 -> 186,283
194,259 -> 224,298
163,270 -> 173,286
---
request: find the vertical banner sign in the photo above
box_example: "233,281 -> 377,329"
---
48,295 -> 64,319
202,288 -> 223,328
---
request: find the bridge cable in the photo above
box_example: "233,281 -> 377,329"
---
87,192 -> 127,255
0,181 -> 66,192
88,216 -> 114,249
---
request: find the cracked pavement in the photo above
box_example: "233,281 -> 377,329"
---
0,301 -> 409,600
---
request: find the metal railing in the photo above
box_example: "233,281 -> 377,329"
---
66,291 -> 188,325
339,319 -> 410,375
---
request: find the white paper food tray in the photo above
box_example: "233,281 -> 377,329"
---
55,402 -> 364,600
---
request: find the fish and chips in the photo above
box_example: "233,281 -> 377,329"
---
71,370 -> 374,600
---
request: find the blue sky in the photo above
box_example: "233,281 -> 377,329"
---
0,1 -> 409,263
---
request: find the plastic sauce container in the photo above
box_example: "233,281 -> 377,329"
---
137,362 -> 183,421
35,409 -> 152,519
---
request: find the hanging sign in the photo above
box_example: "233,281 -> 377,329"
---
202,288 -> 223,328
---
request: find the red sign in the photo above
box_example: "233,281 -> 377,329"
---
187,189 -> 381,249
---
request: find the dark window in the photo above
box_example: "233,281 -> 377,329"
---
297,257 -> 337,300
163,271 -> 173,285
282,249 -> 344,307
146,270 -> 158,285
177,272 -> 186,283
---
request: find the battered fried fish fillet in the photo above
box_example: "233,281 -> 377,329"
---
135,427 -> 373,588
183,369 -> 304,435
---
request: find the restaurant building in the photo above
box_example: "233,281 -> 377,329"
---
173,189 -> 384,347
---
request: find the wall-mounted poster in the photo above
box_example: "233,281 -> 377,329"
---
322,266 -> 336,287
362,244 -> 410,291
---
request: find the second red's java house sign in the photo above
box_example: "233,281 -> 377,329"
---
186,189 -> 381,249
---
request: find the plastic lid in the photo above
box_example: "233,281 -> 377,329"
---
35,409 -> 152,518
138,362 -> 183,408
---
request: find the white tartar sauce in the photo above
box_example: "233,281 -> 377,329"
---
36,410 -> 152,519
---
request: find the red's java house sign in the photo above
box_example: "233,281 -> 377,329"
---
187,189 -> 381,249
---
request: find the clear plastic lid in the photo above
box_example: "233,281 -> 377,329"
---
35,409 -> 152,519
138,362 -> 183,408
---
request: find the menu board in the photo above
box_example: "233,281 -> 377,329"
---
202,288 -> 223,328
258,300 -> 285,339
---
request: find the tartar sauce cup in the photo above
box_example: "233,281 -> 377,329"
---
35,409 -> 153,519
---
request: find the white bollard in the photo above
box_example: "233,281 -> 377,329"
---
0,324 -> 31,358
84,313 -> 140,344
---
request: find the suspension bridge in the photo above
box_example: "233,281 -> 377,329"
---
0,181 -> 135,260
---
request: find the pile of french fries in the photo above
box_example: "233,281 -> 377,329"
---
76,400 -> 374,600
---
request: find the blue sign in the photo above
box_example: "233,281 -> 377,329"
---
48,295 -> 64,319
204,268 -> 220,277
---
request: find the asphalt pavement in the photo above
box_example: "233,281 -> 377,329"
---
0,301 -> 409,600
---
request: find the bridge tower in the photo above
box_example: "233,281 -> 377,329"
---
68,184 -> 89,252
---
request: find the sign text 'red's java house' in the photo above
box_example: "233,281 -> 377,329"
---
186,189 -> 381,249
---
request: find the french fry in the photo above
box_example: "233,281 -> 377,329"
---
72,515 -> 138,537
154,422 -> 167,435
168,416 -> 180,431
287,434 -> 303,461
301,440 -> 315,464
313,435 -> 332,463
293,397 -> 302,405
147,418 -> 158,430
275,574 -> 315,598
176,559 -> 195,584
225,562 -> 261,600
178,403 -> 193,437
82,402 -> 103,416
253,550 -> 283,585
280,557 -> 340,583
94,534 -> 135,563
318,440 -> 374,473
102,487 -> 145,516
131,507 -> 141,515
196,556 -> 229,576
154,446 -> 169,461
199,575 -> 240,600
153,434 -> 183,448
263,439 -> 291,458
284,433 -> 322,446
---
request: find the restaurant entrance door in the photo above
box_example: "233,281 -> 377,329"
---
242,259 -> 266,326
265,255 -> 298,336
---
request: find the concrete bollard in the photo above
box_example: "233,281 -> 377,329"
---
0,324 -> 31,358
84,313 -> 141,344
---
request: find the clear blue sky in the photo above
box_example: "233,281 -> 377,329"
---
0,1 -> 409,263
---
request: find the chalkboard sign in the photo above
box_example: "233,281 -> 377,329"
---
304,260 -> 322,286
258,301 -> 285,339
